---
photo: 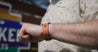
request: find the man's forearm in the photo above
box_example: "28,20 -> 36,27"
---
49,20 -> 98,49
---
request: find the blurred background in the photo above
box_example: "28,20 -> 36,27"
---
0,0 -> 49,52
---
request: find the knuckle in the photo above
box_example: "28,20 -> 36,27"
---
23,23 -> 27,26
17,35 -> 19,38
23,23 -> 29,27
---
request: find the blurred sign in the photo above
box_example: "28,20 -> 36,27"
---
0,2 -> 30,52
0,19 -> 28,47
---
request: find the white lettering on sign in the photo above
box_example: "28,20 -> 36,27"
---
0,44 -> 8,50
16,30 -> 20,42
0,27 -> 7,41
0,27 -> 20,42
8,28 -> 16,42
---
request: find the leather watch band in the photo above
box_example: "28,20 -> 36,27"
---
42,23 -> 51,40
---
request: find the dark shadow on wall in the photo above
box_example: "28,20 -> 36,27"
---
44,48 -> 72,52
60,48 -> 91,52
51,0 -> 60,4
60,48 -> 72,52
43,48 -> 91,52
44,50 -> 54,52
77,47 -> 91,52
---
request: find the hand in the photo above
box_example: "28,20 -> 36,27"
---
17,23 -> 43,44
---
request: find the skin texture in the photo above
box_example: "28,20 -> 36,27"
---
49,20 -> 98,49
17,19 -> 98,49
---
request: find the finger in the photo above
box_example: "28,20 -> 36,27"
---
17,31 -> 24,40
17,25 -> 25,39
21,35 -> 29,39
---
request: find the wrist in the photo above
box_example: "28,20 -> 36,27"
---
49,24 -> 54,39
49,24 -> 52,35
49,24 -> 59,39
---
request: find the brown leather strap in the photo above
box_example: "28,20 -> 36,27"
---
42,23 -> 51,40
